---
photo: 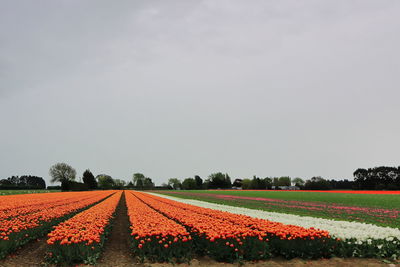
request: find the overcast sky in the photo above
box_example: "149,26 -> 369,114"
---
1,0 -> 399,186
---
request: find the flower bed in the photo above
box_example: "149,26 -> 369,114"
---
0,191 -> 115,259
46,191 -> 122,265
151,192 -> 400,260
125,191 -> 191,262
146,193 -> 336,258
0,192 -> 101,221
133,191 -> 336,261
161,191 -> 400,227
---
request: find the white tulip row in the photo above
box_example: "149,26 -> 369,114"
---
148,192 -> 400,242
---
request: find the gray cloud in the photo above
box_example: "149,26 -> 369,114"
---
1,0 -> 399,185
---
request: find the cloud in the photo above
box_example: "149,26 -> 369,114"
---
0,0 -> 399,185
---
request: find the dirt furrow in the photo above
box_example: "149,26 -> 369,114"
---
95,191 -> 134,266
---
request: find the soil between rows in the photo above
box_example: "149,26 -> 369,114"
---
0,191 -> 398,266
95,191 -> 133,266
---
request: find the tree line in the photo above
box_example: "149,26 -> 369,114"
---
160,166 -> 400,190
0,175 -> 46,190
353,166 -> 400,190
48,162 -> 156,191
4,163 -> 398,191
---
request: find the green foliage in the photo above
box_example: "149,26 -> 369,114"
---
304,177 -> 332,190
194,175 -> 203,189
278,177 -> 291,186
292,177 -> 305,187
63,181 -> 89,191
133,173 -> 154,190
97,174 -> 115,189
181,178 -> 197,190
82,169 -> 97,189
143,177 -> 155,189
206,173 -> 232,189
168,178 -> 182,190
133,173 -> 146,188
0,189 -> 59,195
250,176 -> 271,189
114,179 -> 126,189
354,166 -> 400,190
0,175 -> 46,190
272,177 -> 291,187
241,179 -> 251,189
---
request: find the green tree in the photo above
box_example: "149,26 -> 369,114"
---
49,163 -> 76,191
114,179 -> 126,189
82,169 -> 97,189
241,178 -> 251,189
168,178 -> 182,190
182,178 -> 197,190
278,176 -> 291,186
97,174 -> 114,189
143,177 -> 155,189
207,172 -> 232,189
304,176 -> 332,190
292,177 -> 305,187
194,175 -> 203,189
249,176 -> 260,189
264,177 -> 273,189
133,173 -> 146,189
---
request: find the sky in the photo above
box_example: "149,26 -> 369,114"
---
1,0 -> 399,186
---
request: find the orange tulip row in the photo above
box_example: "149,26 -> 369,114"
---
0,191 -> 115,241
132,191 -> 336,261
133,192 -> 268,241
0,190 -> 117,260
125,191 -> 192,262
47,191 -> 122,246
126,191 -> 190,241
147,193 -> 331,240
0,191 -> 107,221
45,191 -> 122,265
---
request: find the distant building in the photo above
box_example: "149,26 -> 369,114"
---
232,179 -> 243,188
272,186 -> 300,190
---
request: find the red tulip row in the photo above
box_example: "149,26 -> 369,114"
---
125,191 -> 192,262
46,191 -> 122,265
0,190 -> 116,259
132,192 -> 338,261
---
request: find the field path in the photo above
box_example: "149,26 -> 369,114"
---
0,236 -> 47,266
95,191 -> 134,267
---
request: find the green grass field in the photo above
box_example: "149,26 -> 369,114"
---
155,190 -> 400,228
0,189 -> 60,196
161,190 -> 400,209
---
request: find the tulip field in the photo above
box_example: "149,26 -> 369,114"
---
0,190 -> 399,265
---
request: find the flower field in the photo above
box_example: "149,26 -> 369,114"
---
153,191 -> 400,259
158,190 -> 400,228
132,191 -> 338,262
126,191 -> 192,262
0,190 -> 115,259
46,191 -> 122,264
0,190 -> 399,265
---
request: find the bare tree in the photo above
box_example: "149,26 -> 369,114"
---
49,162 -> 76,184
